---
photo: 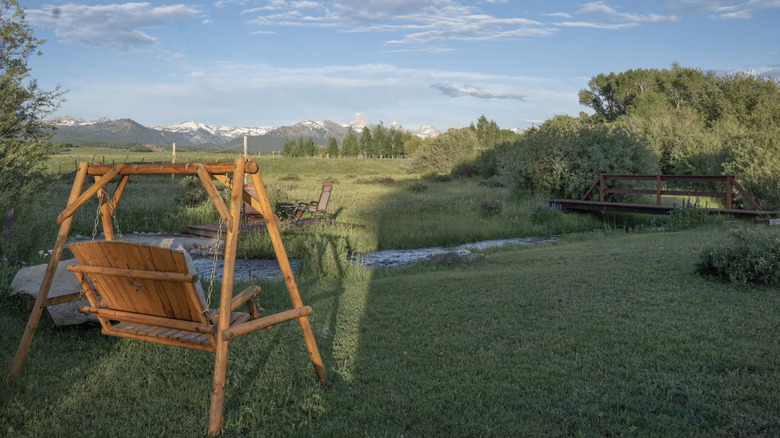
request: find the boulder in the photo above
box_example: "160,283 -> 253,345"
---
10,258 -> 92,326
422,249 -> 484,266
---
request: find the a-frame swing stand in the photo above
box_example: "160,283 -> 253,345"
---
7,157 -> 327,434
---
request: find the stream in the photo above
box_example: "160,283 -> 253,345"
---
192,235 -> 558,281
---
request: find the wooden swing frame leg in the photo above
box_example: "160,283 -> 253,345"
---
248,171 -> 328,382
207,158 -> 244,435
8,162 -> 90,381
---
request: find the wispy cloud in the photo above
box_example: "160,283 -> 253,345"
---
554,21 -> 638,30
430,83 -> 526,100
544,12 -> 573,19
666,0 -> 780,20
744,65 -> 780,78
28,2 -> 200,51
578,1 -> 678,23
245,0 -> 552,47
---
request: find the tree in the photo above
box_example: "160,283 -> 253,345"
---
326,137 -> 339,158
410,128 -> 479,173
403,136 -> 422,156
281,137 -> 296,156
301,137 -> 316,156
371,123 -> 389,157
0,0 -> 63,207
359,126 -> 372,157
342,127 -> 358,157
474,115 -> 501,150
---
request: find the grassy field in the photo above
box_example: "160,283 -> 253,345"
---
1,228 -> 778,436
1,147 -> 777,436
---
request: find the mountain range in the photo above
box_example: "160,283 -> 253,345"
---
49,114 -> 442,153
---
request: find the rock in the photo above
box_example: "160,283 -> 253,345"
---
10,258 -> 93,326
422,249 -> 484,266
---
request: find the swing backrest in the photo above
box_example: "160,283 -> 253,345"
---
69,241 -> 207,322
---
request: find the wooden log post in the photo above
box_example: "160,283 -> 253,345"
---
94,170 -> 114,241
726,176 -> 733,210
9,162 -> 89,380
207,157 -> 245,435
248,160 -> 328,383
599,175 -> 605,202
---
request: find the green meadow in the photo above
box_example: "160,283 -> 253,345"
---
1,150 -> 778,437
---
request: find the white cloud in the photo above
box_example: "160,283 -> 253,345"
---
544,12 -> 573,18
245,0 -> 553,47
744,65 -> 780,77
28,2 -> 200,51
579,1 -> 678,23
554,21 -> 639,30
430,83 -> 526,100
665,0 -> 780,20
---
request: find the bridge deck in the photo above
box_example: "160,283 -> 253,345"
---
549,199 -> 777,218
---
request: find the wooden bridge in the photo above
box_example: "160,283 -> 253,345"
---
549,174 -> 777,218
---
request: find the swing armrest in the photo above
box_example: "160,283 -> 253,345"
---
207,286 -> 261,324
230,285 -> 261,312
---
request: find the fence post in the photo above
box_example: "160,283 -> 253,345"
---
599,175 -> 605,202
726,176 -> 733,210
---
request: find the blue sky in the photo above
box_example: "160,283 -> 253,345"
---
23,0 -> 780,130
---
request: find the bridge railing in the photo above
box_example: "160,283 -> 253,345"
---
581,174 -> 763,211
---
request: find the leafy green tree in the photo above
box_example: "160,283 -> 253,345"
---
371,123 -> 389,157
497,123 -> 658,199
474,115 -> 501,150
281,137 -> 296,156
342,127 -> 358,157
301,137 -> 316,156
388,126 -> 408,157
359,126 -> 372,157
0,0 -> 63,207
403,136 -> 422,156
410,128 -> 478,173
326,137 -> 339,158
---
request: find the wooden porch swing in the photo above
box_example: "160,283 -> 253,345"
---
7,157 -> 327,434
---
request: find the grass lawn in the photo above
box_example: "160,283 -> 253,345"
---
1,227 -> 778,436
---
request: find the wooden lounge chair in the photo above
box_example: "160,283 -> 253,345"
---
243,184 -> 265,221
293,183 -> 333,219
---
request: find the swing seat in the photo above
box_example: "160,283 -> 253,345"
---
66,241 -> 311,353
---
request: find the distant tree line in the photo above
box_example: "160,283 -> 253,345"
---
280,123 -> 421,158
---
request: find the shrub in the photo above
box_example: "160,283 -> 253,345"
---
723,129 -> 780,210
479,199 -> 503,215
663,200 -> 721,231
529,201 -> 565,225
497,123 -> 658,199
450,160 -> 478,179
697,227 -> 780,286
279,173 -> 301,181
409,128 -> 478,173
406,181 -> 428,193
355,176 -> 394,185
177,176 -> 208,206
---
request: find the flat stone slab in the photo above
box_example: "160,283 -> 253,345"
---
10,258 -> 92,326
